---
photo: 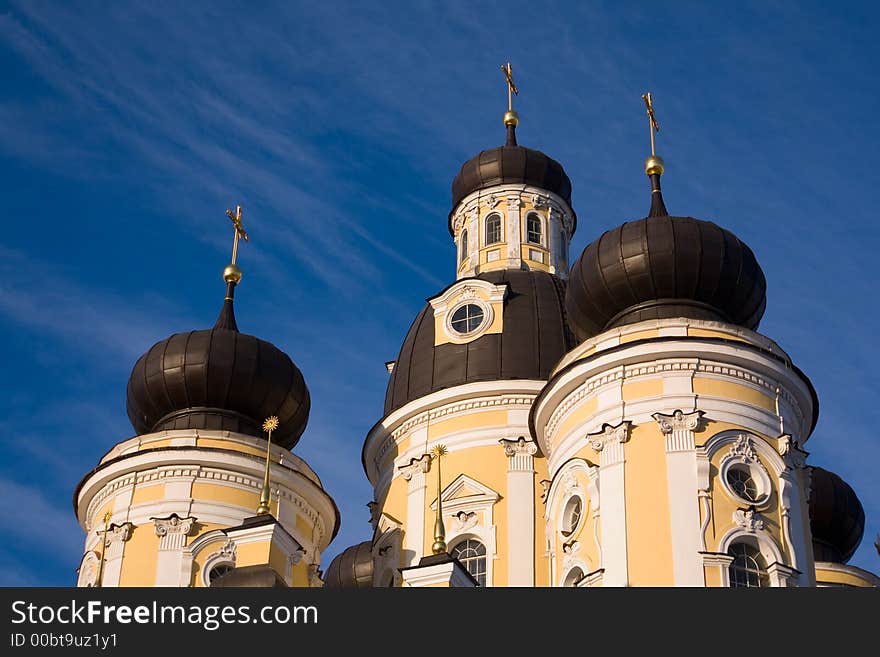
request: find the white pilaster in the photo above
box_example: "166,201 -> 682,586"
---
152,514 -> 196,586
777,434 -> 812,586
506,194 -> 521,263
586,421 -> 631,586
500,436 -> 538,586
100,522 -> 133,587
398,454 -> 431,567
653,409 -> 706,586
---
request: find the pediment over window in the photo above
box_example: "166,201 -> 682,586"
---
430,474 -> 500,513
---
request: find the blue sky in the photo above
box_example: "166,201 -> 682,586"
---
0,1 -> 877,585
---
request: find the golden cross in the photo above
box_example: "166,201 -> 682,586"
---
501,62 -> 518,112
225,205 -> 249,265
642,92 -> 660,155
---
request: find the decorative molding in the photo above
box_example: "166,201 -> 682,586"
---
500,436 -> 538,471
543,354 -> 804,442
397,454 -> 431,482
539,479 -> 551,505
152,514 -> 196,550
373,393 -> 537,470
105,522 -> 133,545
367,501 -> 379,531
585,421 -> 631,465
718,434 -> 773,507
585,421 -> 631,452
733,507 -> 764,532
777,434 -> 809,470
451,511 -> 478,533
653,409 -> 705,452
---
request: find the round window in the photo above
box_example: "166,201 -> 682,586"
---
449,304 -> 485,334
726,465 -> 759,503
561,496 -> 583,537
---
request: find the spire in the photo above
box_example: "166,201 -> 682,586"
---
214,204 -> 249,331
431,444 -> 448,555
257,416 -> 279,515
641,92 -> 668,217
501,62 -> 519,146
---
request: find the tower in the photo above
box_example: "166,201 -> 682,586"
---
353,65 -> 577,587
339,78 -> 877,587
73,208 -> 338,587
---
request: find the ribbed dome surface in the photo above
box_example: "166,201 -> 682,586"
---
126,297 -> 310,449
323,541 -> 373,588
385,269 -> 575,415
449,144 -> 573,234
808,466 -> 865,564
565,215 -> 766,342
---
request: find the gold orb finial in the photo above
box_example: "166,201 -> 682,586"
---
503,110 -> 519,127
223,263 -> 242,284
645,154 -> 665,176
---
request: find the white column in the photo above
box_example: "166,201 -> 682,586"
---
653,410 -> 706,586
500,436 -> 538,586
153,514 -> 196,586
398,454 -> 431,567
100,522 -> 133,587
586,421 -> 631,586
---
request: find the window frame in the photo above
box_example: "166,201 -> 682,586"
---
484,212 -> 503,246
451,537 -> 488,587
526,212 -> 544,246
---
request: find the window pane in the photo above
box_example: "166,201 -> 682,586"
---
527,214 -> 542,244
451,538 -> 487,586
486,214 -> 502,244
450,304 -> 484,334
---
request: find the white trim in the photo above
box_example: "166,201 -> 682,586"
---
483,211 -> 504,247
401,560 -> 477,587
534,329 -> 816,463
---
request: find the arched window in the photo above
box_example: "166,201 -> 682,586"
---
459,229 -> 468,264
485,213 -> 502,245
207,563 -> 234,584
526,213 -> 543,244
728,542 -> 769,588
451,538 -> 487,586
559,230 -> 567,268
563,566 -> 584,587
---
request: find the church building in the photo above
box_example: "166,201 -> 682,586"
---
73,69 -> 877,588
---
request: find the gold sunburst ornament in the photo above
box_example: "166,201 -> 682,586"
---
257,416 -> 280,515
431,444 -> 448,554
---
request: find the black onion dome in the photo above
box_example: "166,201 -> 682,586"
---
385,269 -> 575,415
323,541 -> 373,588
808,466 -> 865,563
126,290 -> 310,449
448,126 -> 575,236
565,214 -> 767,342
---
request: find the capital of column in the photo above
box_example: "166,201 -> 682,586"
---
500,436 -> 538,472
152,514 -> 196,550
586,421 -> 631,465
105,522 -> 134,546
398,453 -> 431,482
653,409 -> 705,452
653,409 -> 705,434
